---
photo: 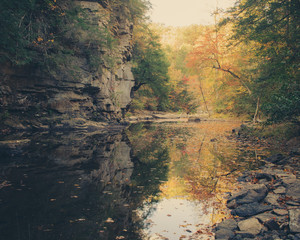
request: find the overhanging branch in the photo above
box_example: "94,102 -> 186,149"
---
213,63 -> 252,95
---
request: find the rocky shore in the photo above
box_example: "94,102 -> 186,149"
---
214,152 -> 300,240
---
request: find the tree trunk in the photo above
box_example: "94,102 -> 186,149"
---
253,97 -> 260,123
199,78 -> 210,117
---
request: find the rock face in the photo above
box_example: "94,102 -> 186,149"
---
0,0 -> 135,130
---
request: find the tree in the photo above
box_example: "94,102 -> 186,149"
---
0,0 -> 150,75
186,25 -> 257,118
221,0 -> 300,122
131,25 -> 170,111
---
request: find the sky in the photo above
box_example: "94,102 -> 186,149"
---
149,0 -> 237,26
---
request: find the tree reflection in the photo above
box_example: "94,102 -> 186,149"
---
127,121 -> 266,232
0,122 -> 267,239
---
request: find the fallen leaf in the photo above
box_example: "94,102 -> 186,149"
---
105,218 -> 114,223
116,236 -> 125,239
77,218 -> 86,221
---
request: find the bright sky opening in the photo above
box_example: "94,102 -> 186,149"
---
149,0 -> 237,26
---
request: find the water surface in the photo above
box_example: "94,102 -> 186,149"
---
0,121 -> 269,240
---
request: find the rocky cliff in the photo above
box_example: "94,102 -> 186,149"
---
0,1 -> 135,133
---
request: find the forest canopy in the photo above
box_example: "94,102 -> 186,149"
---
135,0 -> 299,123
0,0 -> 299,123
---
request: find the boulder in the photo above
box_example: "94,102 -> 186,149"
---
286,180 -> 300,200
227,199 -> 238,209
216,219 -> 238,231
264,219 -> 280,230
273,186 -> 286,195
236,184 -> 268,204
215,228 -> 235,239
232,233 -> 255,240
231,202 -> 272,217
265,193 -> 280,206
289,209 -> 300,233
273,209 -> 288,216
255,212 -> 277,222
228,184 -> 268,206
238,218 -> 263,235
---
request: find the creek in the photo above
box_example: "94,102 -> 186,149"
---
0,121 -> 271,240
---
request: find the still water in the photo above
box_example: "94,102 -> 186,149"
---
0,121 -> 269,240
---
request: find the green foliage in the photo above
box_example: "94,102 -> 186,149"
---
126,0 -> 151,23
103,0 -> 150,23
0,0 -> 55,64
222,0 -> 300,122
0,0 -> 149,78
0,0 -> 116,73
131,24 -> 201,114
131,25 -> 171,111
168,81 -> 199,114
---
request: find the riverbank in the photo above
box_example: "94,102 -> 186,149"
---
125,111 -> 240,123
214,123 -> 300,240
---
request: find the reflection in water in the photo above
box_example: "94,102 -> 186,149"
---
0,131 -> 140,240
127,122 -> 267,239
0,122 -> 268,240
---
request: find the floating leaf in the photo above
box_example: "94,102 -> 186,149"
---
105,218 -> 114,223
116,236 -> 125,239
